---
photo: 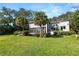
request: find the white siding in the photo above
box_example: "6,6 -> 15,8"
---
29,23 -> 47,28
29,23 -> 40,28
58,21 -> 69,31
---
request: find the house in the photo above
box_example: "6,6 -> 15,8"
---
29,21 -> 70,35
29,21 -> 51,34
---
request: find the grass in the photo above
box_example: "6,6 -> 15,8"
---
0,35 -> 79,56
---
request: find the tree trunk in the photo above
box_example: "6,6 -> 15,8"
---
40,26 -> 42,37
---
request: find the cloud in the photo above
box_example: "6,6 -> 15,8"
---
33,5 -> 62,18
47,5 -> 62,18
39,9 -> 48,12
70,8 -> 77,12
67,3 -> 79,9
51,6 -> 61,12
66,3 -> 79,7
43,5 -> 62,18
66,3 -> 79,12
37,5 -> 61,12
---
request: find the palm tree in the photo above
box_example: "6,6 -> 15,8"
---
33,11 -> 48,37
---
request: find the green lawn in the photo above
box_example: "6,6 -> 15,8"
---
0,35 -> 79,56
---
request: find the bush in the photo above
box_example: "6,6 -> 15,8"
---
34,33 -> 51,37
14,31 -> 21,35
51,31 -> 62,37
0,25 -> 15,35
34,33 -> 40,37
44,33 -> 51,37
14,30 -> 29,36
22,30 -> 29,36
60,31 -> 75,35
60,32 -> 70,35
70,31 -> 76,34
53,31 -> 60,36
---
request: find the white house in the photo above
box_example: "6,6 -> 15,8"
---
29,21 -> 70,35
29,21 -> 51,34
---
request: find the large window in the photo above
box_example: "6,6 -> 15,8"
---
30,28 -> 36,33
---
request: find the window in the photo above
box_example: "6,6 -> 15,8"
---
61,26 -> 66,30
63,26 -> 66,29
51,27 -> 54,31
30,28 -> 37,33
30,27 -> 46,33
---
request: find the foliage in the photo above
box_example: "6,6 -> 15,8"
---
60,31 -> 76,36
14,31 -> 22,35
34,33 -> 51,37
0,7 -> 33,35
33,11 -> 48,37
14,30 -> 29,36
44,33 -> 51,37
0,25 -> 15,35
15,16 -> 29,30
34,33 -> 40,37
0,7 -> 14,25
70,12 -> 79,33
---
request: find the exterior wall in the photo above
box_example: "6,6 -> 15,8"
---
50,21 -> 70,35
29,23 -> 48,34
58,21 -> 69,31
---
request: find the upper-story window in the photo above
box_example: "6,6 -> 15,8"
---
61,26 -> 66,30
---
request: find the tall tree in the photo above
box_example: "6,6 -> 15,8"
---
15,8 -> 33,30
15,16 -> 29,31
34,11 -> 48,37
0,7 -> 13,25
16,8 -> 32,19
70,12 -> 79,33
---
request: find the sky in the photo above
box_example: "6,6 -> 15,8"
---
0,3 -> 79,18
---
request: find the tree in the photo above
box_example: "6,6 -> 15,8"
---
15,8 -> 33,31
70,12 -> 79,34
16,8 -> 33,19
0,7 -> 16,34
33,11 -> 48,37
15,16 -> 29,31
0,7 -> 14,25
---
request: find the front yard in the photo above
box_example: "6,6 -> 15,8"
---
0,35 -> 79,56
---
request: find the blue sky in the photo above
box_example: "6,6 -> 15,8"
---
0,3 -> 79,18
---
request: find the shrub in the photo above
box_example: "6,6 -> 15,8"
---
60,32 -> 70,35
44,33 -> 51,37
70,31 -> 76,34
34,33 -> 51,37
22,30 -> 29,36
14,30 -> 29,36
53,31 -> 60,36
14,31 -> 21,35
51,31 -> 62,37
60,31 -> 75,36
0,25 -> 15,35
34,33 -> 40,37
